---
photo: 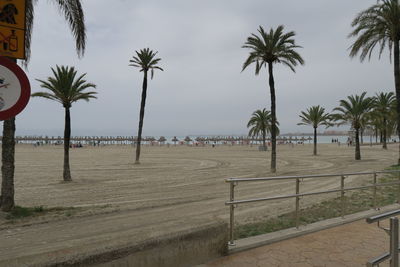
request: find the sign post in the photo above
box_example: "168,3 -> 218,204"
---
0,0 -> 26,59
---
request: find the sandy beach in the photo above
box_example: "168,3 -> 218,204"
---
7,142 -> 399,225
0,142 -> 398,265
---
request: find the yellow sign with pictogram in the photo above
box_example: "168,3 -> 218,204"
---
0,0 -> 26,59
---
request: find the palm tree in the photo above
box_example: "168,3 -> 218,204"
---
242,25 -> 304,172
332,92 -> 374,160
247,109 -> 278,151
1,0 -> 86,212
32,66 -> 96,181
373,92 -> 396,149
297,105 -> 332,156
129,48 -> 163,164
349,0 -> 400,162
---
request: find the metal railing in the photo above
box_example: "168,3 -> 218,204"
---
225,170 -> 400,246
366,209 -> 400,267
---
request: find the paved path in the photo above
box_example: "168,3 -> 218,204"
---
203,219 -> 392,267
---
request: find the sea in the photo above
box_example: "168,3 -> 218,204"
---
150,135 -> 398,145
15,134 -> 399,145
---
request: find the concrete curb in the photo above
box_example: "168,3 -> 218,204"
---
229,203 -> 400,254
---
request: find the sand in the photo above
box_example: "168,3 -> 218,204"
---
8,142 -> 399,223
0,142 -> 399,264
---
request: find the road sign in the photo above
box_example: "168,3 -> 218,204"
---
0,0 -> 26,59
0,56 -> 30,120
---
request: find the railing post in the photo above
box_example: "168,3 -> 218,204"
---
295,178 -> 300,229
373,172 -> 377,210
341,175 -> 345,218
228,181 -> 236,246
398,171 -> 400,204
390,217 -> 399,267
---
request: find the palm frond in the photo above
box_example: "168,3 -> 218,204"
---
23,0 -> 37,67
298,105 -> 332,129
24,0 -> 86,67
33,65 -> 96,108
332,92 -> 374,129
242,25 -> 304,74
129,48 -> 163,78
349,0 -> 399,62
54,0 -> 86,57
247,108 -> 279,136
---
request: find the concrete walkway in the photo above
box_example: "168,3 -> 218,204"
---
203,219 -> 391,267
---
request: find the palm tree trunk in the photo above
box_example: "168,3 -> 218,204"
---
1,57 -> 17,212
355,127 -> 361,160
262,130 -> 267,151
313,127 -> 317,156
135,71 -> 148,164
394,38 -> 400,164
383,118 -> 387,149
63,106 -> 71,181
268,62 -> 276,173
0,117 -> 15,211
370,132 -> 372,147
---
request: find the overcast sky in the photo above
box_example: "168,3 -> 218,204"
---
6,0 -> 395,136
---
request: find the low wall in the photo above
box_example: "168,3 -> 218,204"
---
51,220 -> 228,267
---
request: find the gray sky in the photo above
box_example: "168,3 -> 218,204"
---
7,0 -> 394,136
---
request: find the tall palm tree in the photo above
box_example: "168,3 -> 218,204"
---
297,105 -> 332,156
373,92 -> 396,149
242,25 -> 304,173
349,0 -> 400,162
332,92 -> 374,160
247,108 -> 279,151
32,66 -> 96,181
129,48 -> 163,164
1,0 -> 86,212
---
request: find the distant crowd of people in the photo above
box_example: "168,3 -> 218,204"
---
70,143 -> 83,148
33,141 -> 84,148
346,137 -> 353,146
331,138 -> 341,146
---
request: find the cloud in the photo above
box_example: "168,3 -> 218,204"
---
9,0 -> 389,136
